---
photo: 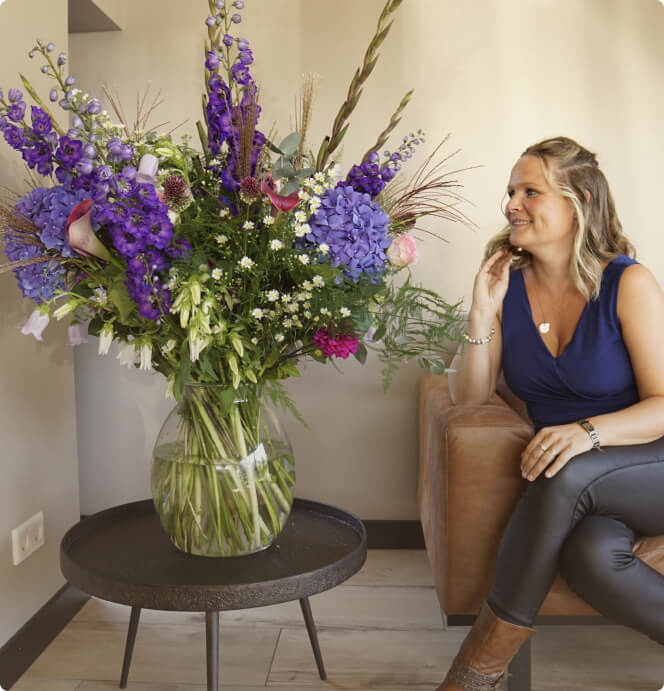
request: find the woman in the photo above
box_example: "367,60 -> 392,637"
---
438,136 -> 664,691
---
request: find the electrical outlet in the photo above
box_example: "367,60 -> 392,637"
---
11,511 -> 45,566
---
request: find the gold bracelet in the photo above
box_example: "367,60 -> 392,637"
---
463,328 -> 495,345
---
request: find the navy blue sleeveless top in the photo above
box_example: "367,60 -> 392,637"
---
502,255 -> 639,430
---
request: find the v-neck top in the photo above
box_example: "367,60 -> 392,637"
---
501,254 -> 639,430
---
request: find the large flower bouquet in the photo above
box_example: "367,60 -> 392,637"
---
0,0 -> 466,556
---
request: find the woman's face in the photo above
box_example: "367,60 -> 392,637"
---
505,155 -> 576,255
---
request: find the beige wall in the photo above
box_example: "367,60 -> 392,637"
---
71,0 -> 664,518
0,0 -> 80,648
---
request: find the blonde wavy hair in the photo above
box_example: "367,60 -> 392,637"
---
485,136 -> 635,299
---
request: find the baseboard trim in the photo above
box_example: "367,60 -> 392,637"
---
0,584 -> 89,689
364,519 -> 425,549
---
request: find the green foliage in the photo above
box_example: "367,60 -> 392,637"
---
367,277 -> 465,391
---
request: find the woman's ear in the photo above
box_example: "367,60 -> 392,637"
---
584,189 -> 591,204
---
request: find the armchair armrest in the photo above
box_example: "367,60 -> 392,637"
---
418,373 -> 533,615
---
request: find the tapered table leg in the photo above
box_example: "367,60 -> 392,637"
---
507,639 -> 531,691
120,606 -> 141,688
206,611 -> 220,691
299,597 -> 326,680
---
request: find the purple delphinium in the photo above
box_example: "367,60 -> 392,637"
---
299,185 -> 392,283
95,174 -> 187,319
343,152 -> 397,199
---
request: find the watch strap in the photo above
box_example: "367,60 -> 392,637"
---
577,419 -> 602,450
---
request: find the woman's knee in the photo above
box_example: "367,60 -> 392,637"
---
560,515 -> 636,595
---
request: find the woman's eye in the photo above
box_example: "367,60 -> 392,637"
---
526,188 -> 538,196
507,190 -> 514,198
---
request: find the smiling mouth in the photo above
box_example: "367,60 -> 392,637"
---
510,220 -> 531,226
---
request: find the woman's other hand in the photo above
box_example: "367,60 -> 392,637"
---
520,423 -> 594,481
469,248 -> 512,327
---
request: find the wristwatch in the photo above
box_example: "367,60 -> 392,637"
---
577,419 -> 602,450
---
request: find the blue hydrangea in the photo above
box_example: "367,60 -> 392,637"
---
302,185 -> 392,283
15,184 -> 96,258
2,240 -> 66,303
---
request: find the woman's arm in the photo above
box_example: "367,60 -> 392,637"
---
591,263 -> 664,445
520,263 -> 664,482
448,249 -> 511,405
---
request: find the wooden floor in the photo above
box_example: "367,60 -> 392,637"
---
12,550 -> 664,690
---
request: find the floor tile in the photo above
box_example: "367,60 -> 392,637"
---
11,680 -> 82,691
344,550 -> 435,587
221,585 -> 443,631
21,621 -> 279,686
268,626 -> 462,688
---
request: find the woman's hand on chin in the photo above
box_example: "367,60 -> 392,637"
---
520,423 -> 593,481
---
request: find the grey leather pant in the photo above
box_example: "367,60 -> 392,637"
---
487,436 -> 664,644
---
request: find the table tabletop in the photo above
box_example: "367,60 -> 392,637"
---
61,498 -> 367,611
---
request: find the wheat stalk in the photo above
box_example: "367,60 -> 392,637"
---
315,0 -> 403,171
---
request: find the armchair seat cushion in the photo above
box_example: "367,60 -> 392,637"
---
418,373 -> 664,617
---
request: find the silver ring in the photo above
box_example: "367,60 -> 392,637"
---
539,443 -> 548,452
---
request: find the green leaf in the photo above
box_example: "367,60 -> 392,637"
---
276,362 -> 300,379
108,281 -> 136,322
274,158 -> 296,179
296,167 -> 315,178
279,132 -> 301,157
353,341 -> 368,364
218,387 -> 237,416
280,179 -> 300,196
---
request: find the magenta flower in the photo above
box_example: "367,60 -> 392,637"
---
313,327 -> 359,360
260,172 -> 300,212
65,199 -> 111,261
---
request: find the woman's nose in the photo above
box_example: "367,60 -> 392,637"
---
505,194 -> 521,215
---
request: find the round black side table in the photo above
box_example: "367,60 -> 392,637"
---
60,497 -> 367,691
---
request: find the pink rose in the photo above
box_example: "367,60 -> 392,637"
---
386,234 -> 419,267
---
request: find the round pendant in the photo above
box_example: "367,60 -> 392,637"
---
539,322 -> 551,334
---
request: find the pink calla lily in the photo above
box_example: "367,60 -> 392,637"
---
261,172 -> 301,212
65,200 -> 111,262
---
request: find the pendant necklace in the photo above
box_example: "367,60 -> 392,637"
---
527,268 -> 566,335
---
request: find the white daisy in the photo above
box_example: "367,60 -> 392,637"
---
340,306 -> 351,317
294,210 -> 307,222
239,256 -> 254,270
267,290 -> 280,302
215,234 -> 228,245
302,280 -> 314,291
298,254 -> 310,265
312,275 -> 325,288
275,333 -> 285,343
251,308 -> 264,320
219,208 -> 230,218
212,268 -> 222,280
318,243 -> 329,255
243,220 -> 255,230
263,215 -> 275,225
270,239 -> 283,250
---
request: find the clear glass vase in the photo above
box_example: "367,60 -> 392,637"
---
151,383 -> 295,557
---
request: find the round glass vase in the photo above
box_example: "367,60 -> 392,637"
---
151,383 -> 295,557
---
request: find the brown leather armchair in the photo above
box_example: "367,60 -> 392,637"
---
418,372 -> 664,688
